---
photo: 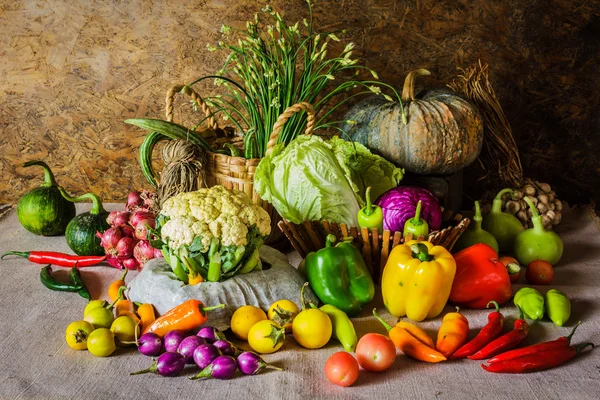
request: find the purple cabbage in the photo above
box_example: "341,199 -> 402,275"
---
375,186 -> 442,233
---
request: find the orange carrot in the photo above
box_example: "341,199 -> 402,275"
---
143,299 -> 225,337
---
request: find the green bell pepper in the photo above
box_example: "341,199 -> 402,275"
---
545,289 -> 571,326
357,186 -> 383,232
305,234 -> 375,317
514,287 -> 545,320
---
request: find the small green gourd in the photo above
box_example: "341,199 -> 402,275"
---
453,201 -> 499,253
513,197 -> 563,266
481,188 -> 524,253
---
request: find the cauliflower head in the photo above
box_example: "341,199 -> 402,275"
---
159,185 -> 271,250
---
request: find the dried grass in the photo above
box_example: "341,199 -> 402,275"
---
157,140 -> 206,207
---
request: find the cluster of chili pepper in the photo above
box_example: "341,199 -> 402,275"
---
40,264 -> 90,300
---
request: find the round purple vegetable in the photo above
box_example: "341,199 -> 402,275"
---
164,330 -> 187,353
193,343 -> 222,369
177,336 -> 206,364
197,326 -> 226,343
138,332 -> 163,357
213,339 -> 242,357
237,352 -> 283,375
130,352 -> 186,377
190,355 -> 237,380
375,186 -> 442,233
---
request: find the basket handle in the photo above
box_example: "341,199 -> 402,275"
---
165,84 -> 219,131
265,102 -> 315,156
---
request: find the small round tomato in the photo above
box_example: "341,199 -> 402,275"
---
110,316 -> 140,346
83,306 -> 115,329
292,309 -> 332,349
526,260 -> 554,285
499,256 -> 521,283
325,352 -> 359,387
83,299 -> 108,317
268,299 -> 299,333
248,320 -> 286,354
355,333 -> 396,372
65,320 -> 95,350
87,328 -> 117,357
231,305 -> 267,341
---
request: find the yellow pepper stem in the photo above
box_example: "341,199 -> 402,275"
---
410,243 -> 434,262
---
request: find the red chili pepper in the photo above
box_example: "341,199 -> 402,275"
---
487,322 -> 581,364
1,251 -> 106,267
482,342 -> 594,373
451,301 -> 504,359
468,306 -> 529,360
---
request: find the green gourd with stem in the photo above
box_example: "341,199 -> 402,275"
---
453,201 -> 499,253
481,188 -> 524,253
513,197 -> 563,265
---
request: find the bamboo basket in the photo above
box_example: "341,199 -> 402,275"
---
278,209 -> 470,284
164,85 -> 315,246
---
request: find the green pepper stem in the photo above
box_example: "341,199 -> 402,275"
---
372,309 -> 393,332
492,188 -> 514,213
413,200 -> 422,222
118,269 -> 128,281
23,160 -> 57,187
486,301 -> 500,313
566,321 -> 581,343
1,251 -> 30,260
59,188 -> 106,215
506,262 -> 521,276
364,187 -> 374,216
410,243 -> 434,262
201,304 -> 225,312
118,285 -> 127,301
575,343 -> 595,355
325,234 -> 337,248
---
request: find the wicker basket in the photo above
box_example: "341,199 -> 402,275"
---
164,85 -> 315,246
278,209 -> 470,284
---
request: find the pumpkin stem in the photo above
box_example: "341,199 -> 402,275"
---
58,187 -> 106,215
22,160 -> 57,187
401,69 -> 432,102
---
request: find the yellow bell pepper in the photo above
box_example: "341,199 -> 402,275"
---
382,240 -> 456,322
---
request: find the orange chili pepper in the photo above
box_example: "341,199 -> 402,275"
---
143,299 -> 225,337
188,272 -> 204,286
396,320 -> 434,348
108,270 -> 128,302
114,286 -> 140,323
136,303 -> 156,333
436,307 -> 469,358
373,309 -> 446,363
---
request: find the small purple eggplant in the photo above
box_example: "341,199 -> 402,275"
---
164,330 -> 187,353
190,355 -> 237,380
237,352 -> 283,375
130,352 -> 186,377
177,336 -> 206,364
197,326 -> 226,343
138,332 -> 163,357
213,339 -> 243,357
193,343 -> 222,369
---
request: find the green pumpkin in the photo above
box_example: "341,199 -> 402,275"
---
60,189 -> 109,256
17,161 -> 76,236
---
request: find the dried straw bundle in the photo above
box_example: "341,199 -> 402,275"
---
448,61 -> 523,187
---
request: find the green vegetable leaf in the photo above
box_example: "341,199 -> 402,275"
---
188,236 -> 204,253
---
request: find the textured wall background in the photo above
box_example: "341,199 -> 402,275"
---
1,0 -> 598,206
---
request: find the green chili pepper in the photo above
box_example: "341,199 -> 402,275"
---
514,287 -> 545,320
40,265 -> 83,292
357,186 -> 383,232
545,289 -> 571,326
69,266 -> 91,300
403,200 -> 429,238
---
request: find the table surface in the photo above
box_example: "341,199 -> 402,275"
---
1,204 -> 599,400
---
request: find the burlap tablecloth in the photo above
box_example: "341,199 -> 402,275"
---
1,204 -> 599,400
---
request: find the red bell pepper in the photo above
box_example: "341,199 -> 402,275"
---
449,243 -> 512,309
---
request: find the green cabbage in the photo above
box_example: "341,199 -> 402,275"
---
329,136 -> 404,202
254,135 -> 404,226
254,135 -> 361,225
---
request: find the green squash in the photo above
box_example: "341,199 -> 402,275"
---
60,189 -> 110,256
453,201 -> 499,253
17,161 -> 76,236
481,188 -> 524,253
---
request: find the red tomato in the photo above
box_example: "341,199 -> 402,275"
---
324,352 -> 359,387
526,260 -> 554,285
355,333 -> 396,372
499,256 -> 521,283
